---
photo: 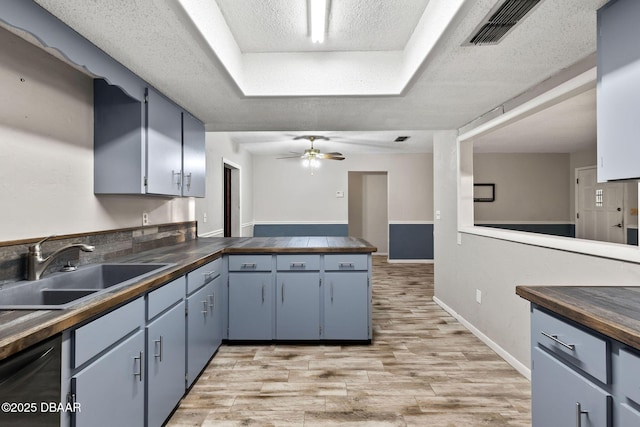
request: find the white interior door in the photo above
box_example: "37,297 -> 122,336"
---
576,167 -> 625,244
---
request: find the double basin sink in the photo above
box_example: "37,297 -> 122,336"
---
0,263 -> 174,310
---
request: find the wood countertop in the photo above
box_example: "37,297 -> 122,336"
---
0,236 -> 376,360
516,285 -> 640,351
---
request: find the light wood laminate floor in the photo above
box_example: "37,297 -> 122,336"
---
167,257 -> 531,426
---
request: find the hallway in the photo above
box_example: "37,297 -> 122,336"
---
167,257 -> 531,426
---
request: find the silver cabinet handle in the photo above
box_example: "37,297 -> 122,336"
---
576,402 -> 588,427
281,282 -> 285,303
541,331 -> 575,350
204,271 -> 217,282
330,282 -> 334,303
201,300 -> 208,315
241,263 -> 257,269
133,351 -> 144,381
184,172 -> 192,190
172,170 -> 182,188
338,262 -> 355,269
290,262 -> 306,269
261,284 -> 265,303
154,336 -> 163,362
208,293 -> 215,310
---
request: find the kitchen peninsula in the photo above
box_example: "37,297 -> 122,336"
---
0,233 -> 375,427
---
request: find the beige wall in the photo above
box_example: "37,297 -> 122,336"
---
348,172 -> 389,254
473,153 -> 571,223
0,27 -> 192,242
252,152 -> 433,224
195,132 -> 253,236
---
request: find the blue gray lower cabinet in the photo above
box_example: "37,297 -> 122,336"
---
323,272 -> 369,340
146,300 -> 186,427
530,305 -> 640,427
276,272 -> 321,340
228,272 -> 274,340
227,254 -> 371,342
186,274 -> 222,387
70,300 -> 146,427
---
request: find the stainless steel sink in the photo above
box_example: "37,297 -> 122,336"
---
0,263 -> 174,310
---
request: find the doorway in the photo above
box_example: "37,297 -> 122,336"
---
576,166 -> 625,244
348,172 -> 388,254
223,160 -> 241,237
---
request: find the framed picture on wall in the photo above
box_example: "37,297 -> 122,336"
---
474,183 -> 495,202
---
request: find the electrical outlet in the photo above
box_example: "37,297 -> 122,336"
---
476,289 -> 482,304
142,212 -> 149,226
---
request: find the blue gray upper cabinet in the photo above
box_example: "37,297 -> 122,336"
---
146,88 -> 183,196
182,112 -> 206,198
94,81 -> 206,197
597,0 -> 640,181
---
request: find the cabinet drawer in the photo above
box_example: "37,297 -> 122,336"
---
532,307 -> 608,383
276,254 -> 320,271
324,254 -> 368,271
228,255 -> 272,272
147,276 -> 185,320
73,297 -> 144,368
187,257 -> 222,294
619,348 -> 640,405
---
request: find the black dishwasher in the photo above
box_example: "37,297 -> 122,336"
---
0,334 -> 62,426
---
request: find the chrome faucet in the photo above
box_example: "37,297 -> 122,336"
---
27,235 -> 95,280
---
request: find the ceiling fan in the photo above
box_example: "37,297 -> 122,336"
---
277,135 -> 345,170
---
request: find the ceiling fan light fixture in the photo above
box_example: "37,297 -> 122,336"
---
309,0 -> 327,43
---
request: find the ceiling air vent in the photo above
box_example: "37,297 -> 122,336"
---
394,136 -> 410,142
465,0 -> 542,46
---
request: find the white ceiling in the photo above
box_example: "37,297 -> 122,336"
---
30,0 -> 608,155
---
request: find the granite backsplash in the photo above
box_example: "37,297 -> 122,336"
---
0,222 -> 197,285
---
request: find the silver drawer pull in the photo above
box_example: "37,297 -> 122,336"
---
204,271 -> 217,281
241,263 -> 257,269
338,262 -> 355,269
541,331 -> 575,350
290,262 -> 306,268
576,402 -> 588,427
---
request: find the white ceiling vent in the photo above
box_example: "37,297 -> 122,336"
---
465,0 -> 543,46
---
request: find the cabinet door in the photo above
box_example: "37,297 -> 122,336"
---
186,280 -> 215,386
597,0 -> 640,181
146,87 -> 183,196
146,301 -> 186,427
532,347 -> 610,427
72,330 -> 145,427
228,273 -> 273,340
276,273 -> 320,340
182,112 -> 206,197
324,272 -> 369,340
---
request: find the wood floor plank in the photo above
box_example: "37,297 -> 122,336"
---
167,256 -> 531,426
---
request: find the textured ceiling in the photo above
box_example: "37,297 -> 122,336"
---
29,0 -> 609,154
216,0 -> 431,53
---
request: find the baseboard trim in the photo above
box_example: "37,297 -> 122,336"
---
432,296 -> 531,380
386,259 -> 434,264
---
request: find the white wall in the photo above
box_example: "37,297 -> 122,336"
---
0,27 -> 192,242
474,153 -> 571,223
434,131 -> 640,376
195,132 -> 253,236
252,152 -> 432,224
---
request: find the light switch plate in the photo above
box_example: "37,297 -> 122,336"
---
336,191 -> 344,198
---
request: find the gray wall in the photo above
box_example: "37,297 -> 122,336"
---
0,26 -> 192,241
434,131 -> 640,374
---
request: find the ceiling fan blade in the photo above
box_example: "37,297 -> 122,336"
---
277,154 -> 304,159
320,154 -> 345,160
323,152 -> 343,156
